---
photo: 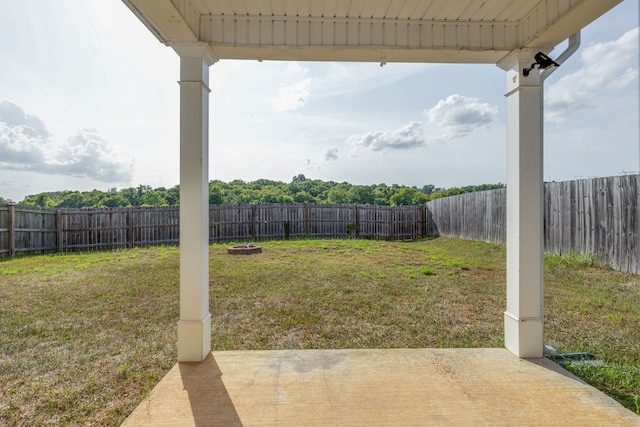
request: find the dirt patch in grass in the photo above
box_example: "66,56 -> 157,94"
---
1,238 -> 638,424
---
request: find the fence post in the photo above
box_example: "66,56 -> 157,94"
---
56,210 -> 63,252
354,204 -> 360,238
8,203 -> 15,257
389,206 -> 395,240
304,203 -> 309,238
251,205 -> 257,241
421,205 -> 427,238
128,207 -> 134,248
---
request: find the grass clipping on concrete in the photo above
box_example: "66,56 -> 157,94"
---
0,237 -> 638,425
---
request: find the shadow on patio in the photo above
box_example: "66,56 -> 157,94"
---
121,348 -> 639,426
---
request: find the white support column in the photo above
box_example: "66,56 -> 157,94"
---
499,52 -> 545,358
173,43 -> 217,362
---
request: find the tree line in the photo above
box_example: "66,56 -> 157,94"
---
3,174 -> 504,208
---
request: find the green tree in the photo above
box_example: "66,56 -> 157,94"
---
429,187 -> 466,201
293,191 -> 316,203
259,185 -> 292,203
21,193 -> 56,207
7,178 -> 507,208
349,185 -> 375,204
137,185 -> 152,196
209,182 -> 225,204
295,178 -> 333,200
58,192 -> 87,208
327,185 -> 351,204
278,194 -> 295,203
99,193 -> 128,208
119,187 -> 141,206
140,190 -> 168,206
289,174 -> 308,196
389,187 -> 428,206
161,186 -> 180,205
259,191 -> 279,204
373,184 -> 392,205
291,174 -> 307,183
82,190 -> 107,207
463,183 -> 505,192
421,184 -> 436,196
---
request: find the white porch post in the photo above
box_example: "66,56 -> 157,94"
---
499,53 -> 544,358
173,43 -> 217,362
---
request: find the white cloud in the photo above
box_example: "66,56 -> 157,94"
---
345,94 -> 498,155
271,78 -> 311,111
0,100 -> 50,138
323,147 -> 339,161
0,101 -> 52,165
425,94 -> 498,141
0,101 -> 133,183
0,122 -> 49,164
546,27 -> 639,123
347,121 -> 425,154
41,129 -> 134,182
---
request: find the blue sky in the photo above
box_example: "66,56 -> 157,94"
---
0,0 -> 638,202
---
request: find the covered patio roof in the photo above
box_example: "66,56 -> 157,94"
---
124,0 -> 620,63
122,0 -> 623,364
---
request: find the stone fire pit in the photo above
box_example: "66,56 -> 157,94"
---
227,244 -> 263,255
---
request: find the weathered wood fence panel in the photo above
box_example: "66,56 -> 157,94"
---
209,204 -> 250,242
0,203 -> 428,257
0,205 -> 10,257
15,206 -> 57,254
544,175 -> 639,274
428,175 -> 639,274
427,189 -> 507,244
393,205 -> 427,240
358,205 -> 390,239
62,208 -> 126,250
59,207 -> 181,250
0,204 -> 57,256
305,204 -> 356,239
132,207 -> 180,246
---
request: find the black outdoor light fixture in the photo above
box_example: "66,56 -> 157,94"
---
522,52 -> 560,76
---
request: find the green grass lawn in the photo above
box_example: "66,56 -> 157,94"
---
0,237 -> 638,425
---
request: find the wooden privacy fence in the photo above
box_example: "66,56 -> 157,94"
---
428,174 -> 639,275
0,203 -> 427,257
544,175 -> 638,274
4,175 -> 637,274
211,204 -> 426,241
426,188 -> 507,243
0,205 -> 58,257
59,206 -> 181,251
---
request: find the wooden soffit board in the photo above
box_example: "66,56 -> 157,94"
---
123,0 -> 622,64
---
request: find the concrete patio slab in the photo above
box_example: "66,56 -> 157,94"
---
122,348 -> 639,426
